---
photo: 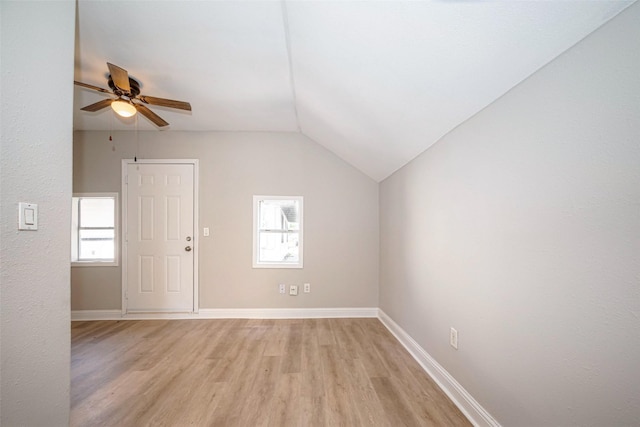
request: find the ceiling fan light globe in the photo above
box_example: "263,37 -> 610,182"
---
111,100 -> 137,117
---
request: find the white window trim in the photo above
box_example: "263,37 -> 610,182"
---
71,192 -> 119,267
253,195 -> 304,269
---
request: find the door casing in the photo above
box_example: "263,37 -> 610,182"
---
121,159 -> 199,315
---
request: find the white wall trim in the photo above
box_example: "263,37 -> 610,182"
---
198,307 -> 377,319
71,310 -> 124,321
377,309 -> 500,427
71,307 -> 377,321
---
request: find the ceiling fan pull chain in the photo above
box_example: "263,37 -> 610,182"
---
108,106 -> 115,151
135,111 -> 139,162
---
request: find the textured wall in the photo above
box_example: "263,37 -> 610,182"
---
379,3 -> 640,426
0,1 -> 75,425
72,131 -> 379,311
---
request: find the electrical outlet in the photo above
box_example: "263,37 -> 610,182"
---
450,327 -> 458,350
279,284 -> 286,294
289,285 -> 298,296
304,283 -> 311,293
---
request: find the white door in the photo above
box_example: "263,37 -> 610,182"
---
124,162 -> 195,312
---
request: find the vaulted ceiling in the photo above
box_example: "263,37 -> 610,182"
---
74,0 -> 635,181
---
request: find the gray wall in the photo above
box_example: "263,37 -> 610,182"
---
379,3 -> 640,426
72,131 -> 379,311
0,1 -> 75,425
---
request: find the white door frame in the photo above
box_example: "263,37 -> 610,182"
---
121,159 -> 199,315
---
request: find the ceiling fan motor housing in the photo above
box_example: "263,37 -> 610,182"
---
108,76 -> 140,98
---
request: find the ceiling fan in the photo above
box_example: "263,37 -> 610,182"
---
74,62 -> 191,128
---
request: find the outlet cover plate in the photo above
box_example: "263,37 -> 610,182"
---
450,327 -> 458,350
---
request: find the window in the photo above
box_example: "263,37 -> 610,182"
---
71,193 -> 118,266
253,196 -> 303,268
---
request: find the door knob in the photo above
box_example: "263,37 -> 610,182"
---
185,246 -> 192,252
186,236 -> 191,241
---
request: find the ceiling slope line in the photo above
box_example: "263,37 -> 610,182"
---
281,0 -> 302,133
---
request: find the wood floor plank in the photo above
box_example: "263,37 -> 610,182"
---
319,344 -> 361,426
281,321 -> 303,374
147,361 -> 227,426
268,372 -> 301,427
208,328 -> 268,426
299,396 -> 328,427
371,376 -> 424,427
235,355 -> 281,427
344,357 -> 390,427
263,320 -> 289,357
316,318 -> 337,346
71,318 -> 471,427
300,319 -> 325,400
343,319 -> 390,378
71,369 -> 149,426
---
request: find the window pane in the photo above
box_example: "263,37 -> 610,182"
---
259,200 -> 299,231
253,195 -> 303,268
258,231 -> 299,263
79,198 -> 114,228
79,229 -> 114,260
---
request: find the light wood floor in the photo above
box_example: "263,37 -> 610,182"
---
71,318 -> 471,427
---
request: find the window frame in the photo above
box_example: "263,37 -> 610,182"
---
253,195 -> 304,269
71,192 -> 119,267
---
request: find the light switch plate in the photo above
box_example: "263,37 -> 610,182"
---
18,202 -> 38,230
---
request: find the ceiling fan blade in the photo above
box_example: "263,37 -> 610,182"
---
136,104 -> 169,127
80,98 -> 114,112
74,81 -> 111,94
139,95 -> 192,111
107,62 -> 130,92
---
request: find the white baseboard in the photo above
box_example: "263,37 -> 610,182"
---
71,310 -> 123,320
197,307 -> 377,319
71,307 -> 377,321
378,309 -> 500,427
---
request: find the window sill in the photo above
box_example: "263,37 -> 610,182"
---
253,263 -> 303,269
72,261 -> 118,267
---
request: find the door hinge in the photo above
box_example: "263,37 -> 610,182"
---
124,175 -> 128,185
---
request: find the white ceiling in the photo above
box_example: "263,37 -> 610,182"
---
74,0 -> 635,181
